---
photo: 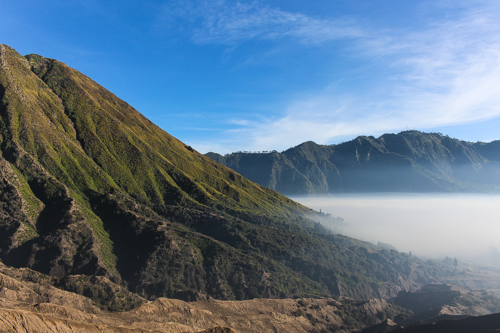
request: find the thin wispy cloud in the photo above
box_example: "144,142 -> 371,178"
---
372,5 -> 500,126
162,0 -> 362,45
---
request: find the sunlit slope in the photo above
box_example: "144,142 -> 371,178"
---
0,45 -> 451,301
209,132 -> 500,194
23,50 -> 310,219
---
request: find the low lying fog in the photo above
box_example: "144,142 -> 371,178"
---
292,194 -> 500,263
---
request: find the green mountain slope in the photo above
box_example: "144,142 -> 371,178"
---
207,132 -> 500,194
0,44 -> 450,301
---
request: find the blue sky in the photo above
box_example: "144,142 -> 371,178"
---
2,0 -> 500,153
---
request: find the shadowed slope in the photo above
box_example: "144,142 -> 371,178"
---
25,51 -> 306,218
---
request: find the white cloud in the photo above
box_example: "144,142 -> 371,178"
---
382,6 -> 500,126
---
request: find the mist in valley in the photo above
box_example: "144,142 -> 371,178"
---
293,193 -> 500,265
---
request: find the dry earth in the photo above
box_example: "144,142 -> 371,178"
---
1,266 -> 375,333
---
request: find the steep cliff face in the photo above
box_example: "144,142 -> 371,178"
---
208,132 -> 500,194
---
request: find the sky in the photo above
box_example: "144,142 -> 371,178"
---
2,0 -> 500,154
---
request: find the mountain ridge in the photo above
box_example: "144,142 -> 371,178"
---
206,132 -> 500,195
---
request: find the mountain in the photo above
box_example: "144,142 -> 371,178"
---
0,44 -> 457,304
206,132 -> 500,194
3,44 -> 500,332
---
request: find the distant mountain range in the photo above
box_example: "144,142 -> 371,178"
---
207,132 -> 500,194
